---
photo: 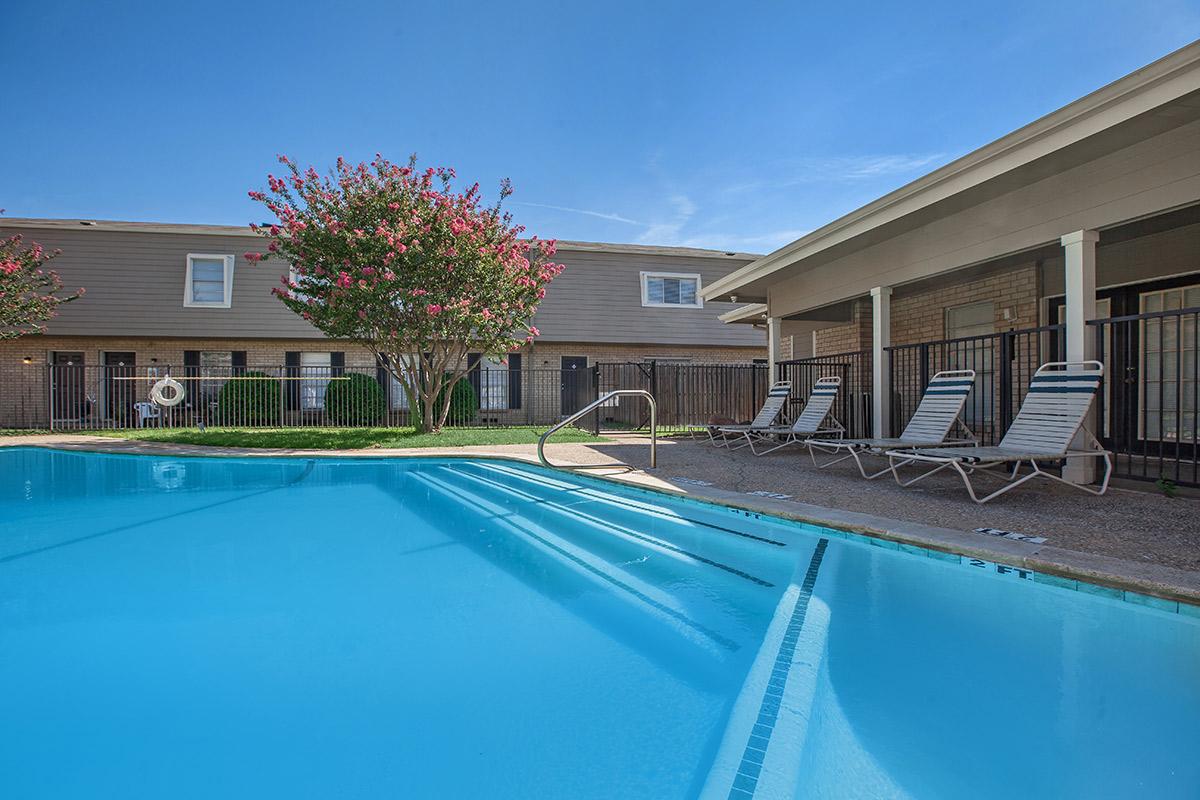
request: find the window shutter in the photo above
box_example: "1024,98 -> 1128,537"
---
330,351 -> 345,377
183,350 -> 200,381
508,354 -> 522,409
232,351 -> 247,376
467,353 -> 481,400
285,351 -> 300,410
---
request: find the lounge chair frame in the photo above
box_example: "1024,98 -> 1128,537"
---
808,369 -> 977,478
732,376 -> 844,455
887,361 -> 1113,503
695,380 -> 793,447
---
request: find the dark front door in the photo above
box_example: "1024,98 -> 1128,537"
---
560,356 -> 589,416
50,352 -> 87,423
103,352 -> 136,423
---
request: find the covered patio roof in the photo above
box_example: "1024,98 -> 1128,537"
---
704,40 -> 1200,308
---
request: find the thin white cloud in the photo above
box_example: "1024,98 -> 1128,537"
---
828,153 -> 946,179
724,152 -> 946,194
636,193 -> 697,244
512,201 -> 643,225
676,229 -> 811,253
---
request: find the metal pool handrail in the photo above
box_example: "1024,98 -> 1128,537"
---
538,390 -> 657,470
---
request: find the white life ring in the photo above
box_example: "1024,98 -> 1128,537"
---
150,377 -> 186,407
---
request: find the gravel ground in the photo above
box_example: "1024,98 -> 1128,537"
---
7,433 -> 1199,574
572,436 -> 1200,572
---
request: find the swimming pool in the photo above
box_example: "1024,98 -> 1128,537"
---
1,447 -> 1197,799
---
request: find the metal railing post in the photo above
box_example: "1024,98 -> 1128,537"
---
591,365 -> 601,436
998,331 -> 1013,435
538,389 -> 657,471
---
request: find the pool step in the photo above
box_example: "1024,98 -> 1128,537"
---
422,465 -> 795,647
445,462 -> 797,591
464,461 -> 791,549
439,465 -> 777,590
409,469 -> 756,677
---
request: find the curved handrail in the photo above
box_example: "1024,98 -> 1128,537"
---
538,389 -> 657,470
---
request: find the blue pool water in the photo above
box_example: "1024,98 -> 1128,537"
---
1,447 -> 1197,799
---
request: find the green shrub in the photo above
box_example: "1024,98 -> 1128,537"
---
417,375 -> 479,426
215,371 -> 281,424
325,372 -> 387,426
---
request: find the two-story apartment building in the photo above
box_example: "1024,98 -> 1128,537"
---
0,219 -> 764,428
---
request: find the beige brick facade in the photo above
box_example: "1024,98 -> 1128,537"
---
807,262 -> 1041,358
889,262 -> 1041,348
812,299 -> 873,356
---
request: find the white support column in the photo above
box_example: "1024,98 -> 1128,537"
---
767,316 -> 782,383
871,286 -> 892,438
1061,229 -> 1099,484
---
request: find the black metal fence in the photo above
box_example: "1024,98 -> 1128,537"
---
887,324 -> 1065,445
1090,307 -> 1200,486
776,350 -> 873,438
595,362 -> 769,432
15,321 -> 1200,489
31,364 -> 611,431
24,361 -> 770,433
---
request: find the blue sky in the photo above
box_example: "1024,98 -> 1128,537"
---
2,1 -> 1198,254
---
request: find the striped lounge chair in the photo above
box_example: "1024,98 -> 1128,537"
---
696,380 -> 792,447
808,369 -> 977,478
725,376 -> 843,456
887,361 -> 1112,504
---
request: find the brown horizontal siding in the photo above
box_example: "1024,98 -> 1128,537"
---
532,250 -> 762,346
5,226 -> 761,347
9,228 -> 317,338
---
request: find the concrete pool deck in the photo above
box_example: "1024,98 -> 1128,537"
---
4,432 -> 1199,606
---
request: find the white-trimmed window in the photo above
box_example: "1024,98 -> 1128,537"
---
199,351 -> 232,404
287,265 -> 309,302
1140,285 -> 1200,441
945,301 -> 995,339
300,351 -> 332,410
641,272 -> 702,308
479,357 -> 510,411
386,355 -> 420,411
945,301 -> 995,428
184,254 -> 235,308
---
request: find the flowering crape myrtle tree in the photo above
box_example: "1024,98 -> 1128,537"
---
246,155 -> 564,432
0,224 -> 83,339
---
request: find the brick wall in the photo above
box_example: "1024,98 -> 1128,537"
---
890,262 -> 1040,347
812,299 -> 873,355
807,263 -> 1041,359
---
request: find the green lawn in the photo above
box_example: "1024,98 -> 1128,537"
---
74,425 -> 605,450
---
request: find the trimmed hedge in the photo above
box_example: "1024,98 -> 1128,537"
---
215,371 -> 281,424
325,372 -> 387,426
417,376 -> 479,426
